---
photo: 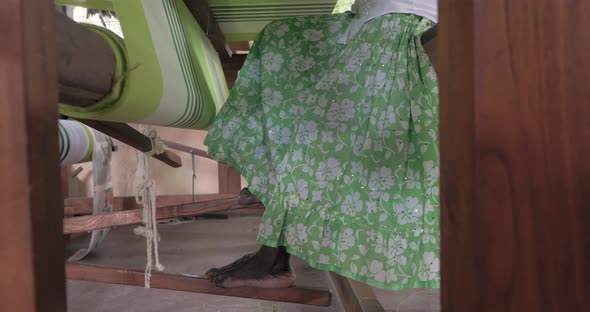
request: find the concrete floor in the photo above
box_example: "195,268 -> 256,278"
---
66,210 -> 440,312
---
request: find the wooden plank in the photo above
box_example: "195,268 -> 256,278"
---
329,273 -> 384,312
56,11 -> 115,106
64,198 -> 264,234
64,193 -> 237,215
75,119 -> 183,168
440,0 -> 590,311
153,149 -> 183,168
0,0 -> 66,310
66,263 -> 331,306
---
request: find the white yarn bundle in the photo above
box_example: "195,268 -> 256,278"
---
133,126 -> 166,287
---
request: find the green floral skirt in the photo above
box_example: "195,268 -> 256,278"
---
205,12 -> 440,290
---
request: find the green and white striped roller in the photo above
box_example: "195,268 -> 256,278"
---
208,0 -> 338,41
58,120 -> 95,165
57,0 -> 229,130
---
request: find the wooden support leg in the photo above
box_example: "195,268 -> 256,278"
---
440,0 -> 590,311
0,0 -> 66,310
66,263 -> 332,306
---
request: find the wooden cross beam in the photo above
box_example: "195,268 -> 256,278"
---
64,194 -> 237,215
64,197 -> 264,234
66,263 -> 332,306
160,139 -> 212,159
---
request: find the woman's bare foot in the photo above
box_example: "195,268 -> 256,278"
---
206,246 -> 295,288
204,252 -> 256,278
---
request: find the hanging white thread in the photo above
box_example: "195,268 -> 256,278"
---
68,133 -> 113,262
133,125 -> 165,287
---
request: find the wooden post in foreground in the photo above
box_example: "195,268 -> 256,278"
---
440,0 -> 590,311
0,0 -> 66,311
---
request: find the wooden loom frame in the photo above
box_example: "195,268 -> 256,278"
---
6,0 -> 590,311
57,10 -> 440,310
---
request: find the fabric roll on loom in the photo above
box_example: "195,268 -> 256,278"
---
59,119 -> 96,165
57,0 -> 229,130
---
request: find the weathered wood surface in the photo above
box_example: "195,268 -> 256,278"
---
439,0 -> 590,311
1,1 -> 66,310
64,197 -> 264,234
66,263 -> 332,306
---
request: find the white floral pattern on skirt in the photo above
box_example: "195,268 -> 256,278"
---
205,12 -> 439,290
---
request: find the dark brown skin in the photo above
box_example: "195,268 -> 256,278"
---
206,188 -> 294,288
207,245 -> 293,288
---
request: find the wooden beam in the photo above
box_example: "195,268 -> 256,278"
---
329,273 -> 384,312
184,0 -> 232,60
75,119 -> 183,168
64,198 -> 264,234
1,0 -> 66,310
56,11 -> 115,107
160,139 -> 212,159
64,193 -> 238,215
440,0 -> 590,311
66,263 -> 331,306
